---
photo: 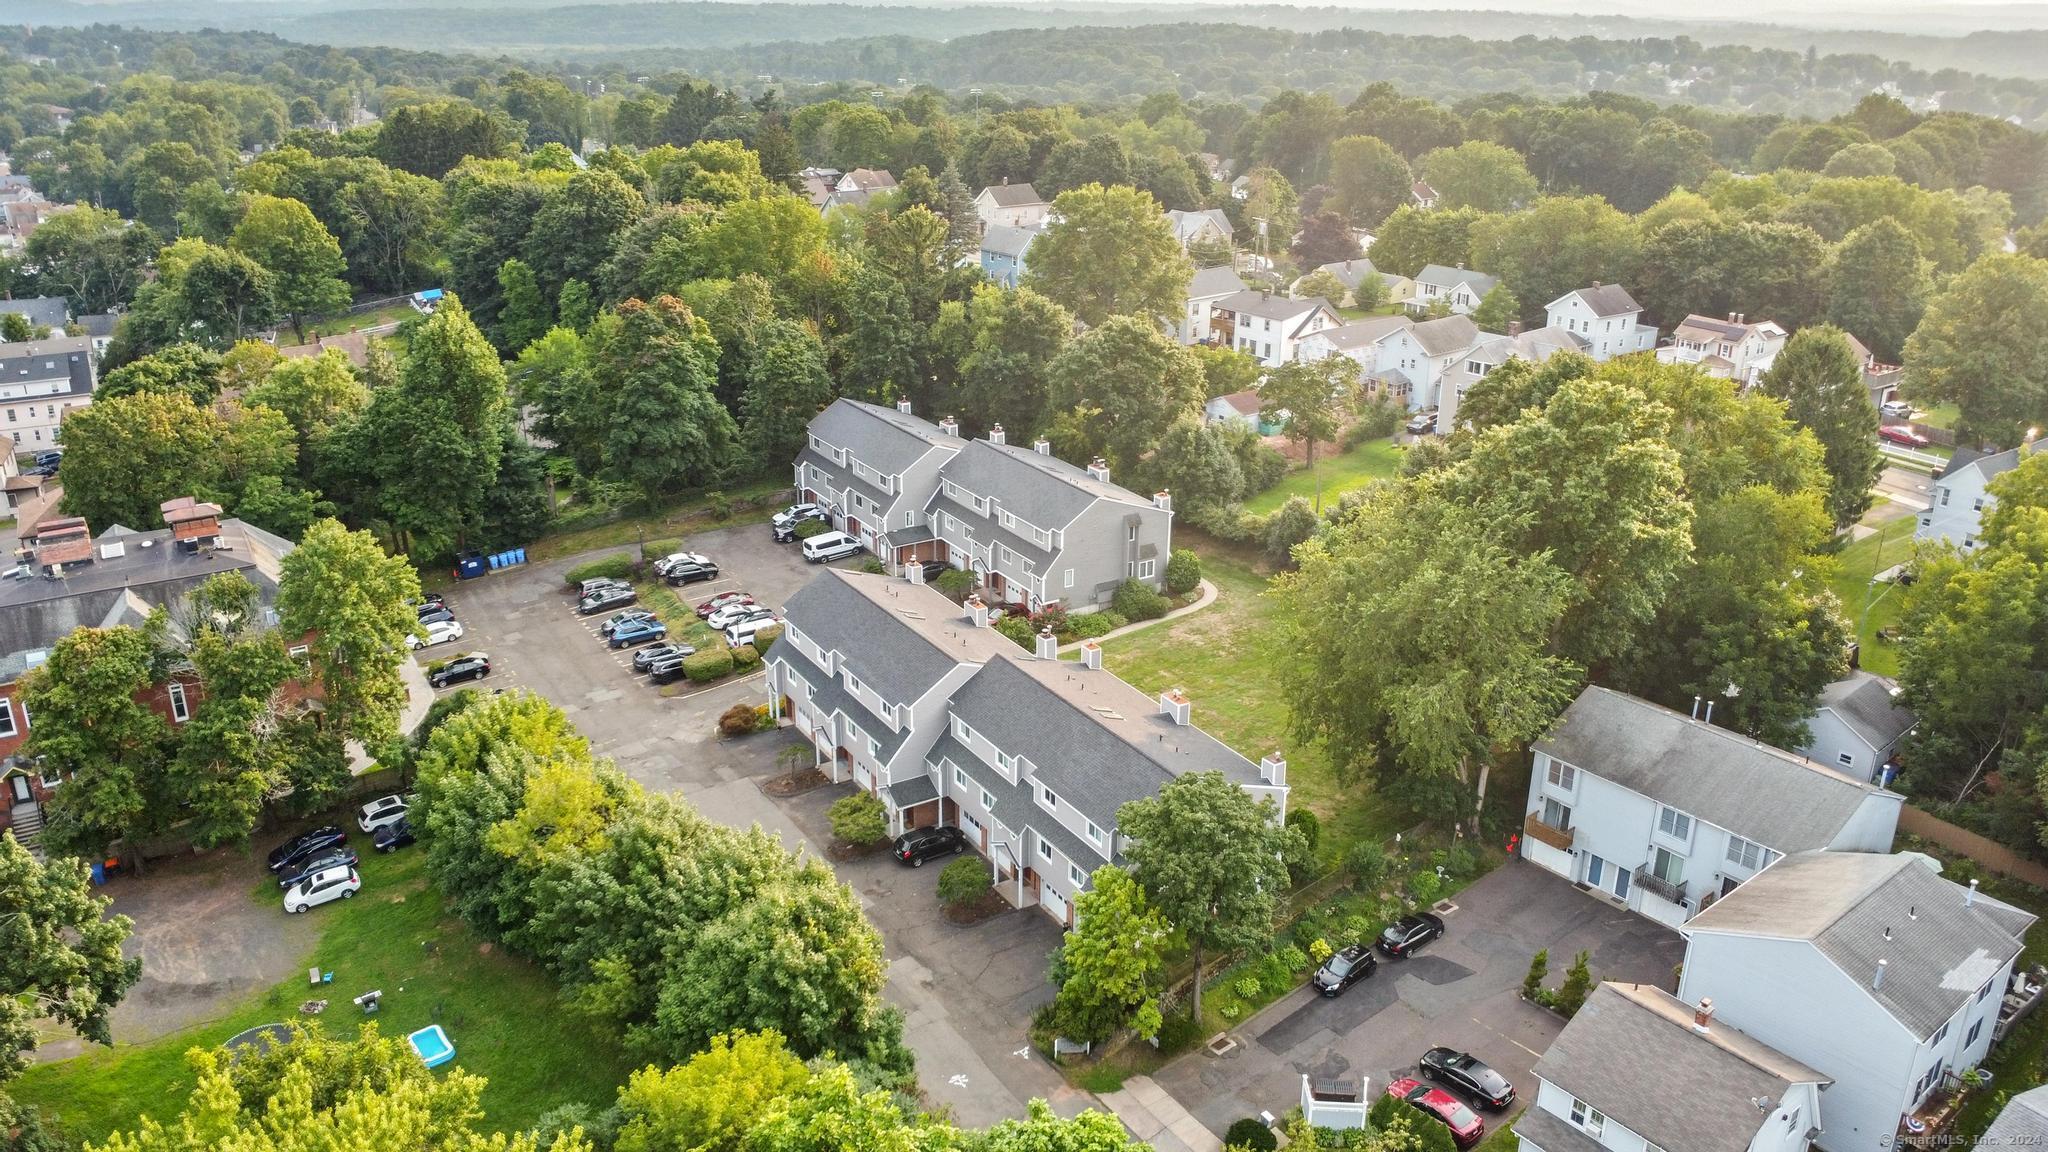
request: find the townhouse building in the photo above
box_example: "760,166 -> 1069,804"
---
1544,284 -> 1658,362
1679,851 -> 2037,1152
1515,982 -> 1830,1152
768,569 -> 1288,925
793,398 -> 964,560
0,334 -> 96,447
1520,686 -> 1902,928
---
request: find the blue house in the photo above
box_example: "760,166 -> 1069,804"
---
979,225 -> 1043,289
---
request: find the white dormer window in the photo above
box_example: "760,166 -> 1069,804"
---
1085,820 -> 1102,845
1657,806 -> 1692,842
1040,784 -> 1058,810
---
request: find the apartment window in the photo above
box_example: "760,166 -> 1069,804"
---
5,409 -> 13,423
1466,360 -> 1484,375
168,682 -> 190,723
1657,806 -> 1692,841
1040,784 -> 1058,810
1941,488 -> 1951,506
903,510 -> 916,527
1932,1021 -> 1950,1047
1650,845 -> 1685,885
980,789 -> 994,811
1085,820 -> 1102,845
288,645 -> 309,658
953,766 -> 967,788
1039,839 -> 1053,861
1127,523 -> 1138,541
0,699 -> 15,738
1545,760 -> 1576,791
1974,498 -> 1986,512
1136,559 -> 1156,579
1568,1098 -> 1604,1137
1541,797 -> 1571,831
867,736 -> 880,757
39,762 -> 61,787
1979,978 -> 1997,1002
1967,1018 -> 1984,1048
1725,836 -> 1768,871
1064,569 -> 1075,589
1070,864 -> 1085,886
952,715 -> 971,742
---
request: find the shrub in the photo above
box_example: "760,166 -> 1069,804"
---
1347,395 -> 1403,443
1556,950 -> 1594,1017
1409,869 -> 1443,905
829,792 -> 888,846
994,615 -> 1037,649
1445,843 -> 1477,878
1164,548 -> 1202,595
707,490 -> 733,519
681,647 -> 735,683
640,538 -> 680,561
1097,611 -> 1128,630
717,703 -> 759,737
1224,1119 -> 1277,1152
565,554 -> 635,586
1523,949 -> 1550,1001
1233,974 -> 1262,1000
1347,841 -> 1390,890
1278,945 -> 1310,973
1238,441 -> 1290,494
938,856 -> 990,906
1285,808 -> 1320,854
1256,952 -> 1291,995
1343,914 -> 1373,946
1065,612 -> 1117,640
1111,579 -> 1170,622
750,624 -> 782,656
860,558 -> 886,574
1032,603 -> 1070,636
1155,1010 -> 1200,1053
731,643 -> 762,671
934,568 -> 978,599
1264,496 -> 1320,566
793,518 -> 831,539
1307,937 -> 1332,965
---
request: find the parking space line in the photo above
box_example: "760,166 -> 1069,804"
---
1470,1017 -> 1545,1060
664,670 -> 765,701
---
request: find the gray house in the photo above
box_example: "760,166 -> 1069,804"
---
1680,851 -> 2037,1152
1410,264 -> 1497,315
768,569 -> 1287,926
0,296 -> 68,333
978,223 -> 1043,289
0,333 -> 97,447
794,398 -> 963,562
1916,441 -> 2040,551
1798,671 -> 1917,786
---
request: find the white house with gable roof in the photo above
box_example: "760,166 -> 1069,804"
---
1916,440 -> 2040,551
1545,284 -> 1657,362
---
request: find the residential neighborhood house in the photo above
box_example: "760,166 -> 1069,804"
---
1164,208 -> 1232,252
978,224 -> 1042,289
1544,284 -> 1658,362
973,181 -> 1049,230
1514,982 -> 1829,1152
1797,671 -> 1916,786
823,168 -> 896,211
1203,390 -> 1264,431
1178,265 -> 1247,346
1915,439 -> 2039,550
1409,264 -> 1497,315
0,296 -> 69,334
1679,850 -> 2037,1152
1520,685 -> 1903,928
1410,180 -> 1438,209
1207,290 -> 1340,367
1659,312 -> 1788,386
0,334 -> 97,447
766,568 -> 1287,925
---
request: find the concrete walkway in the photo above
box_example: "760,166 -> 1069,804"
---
1057,578 -> 1218,654
345,658 -> 434,773
1100,1076 -> 1223,1152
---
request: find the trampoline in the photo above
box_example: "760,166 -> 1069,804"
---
223,1023 -> 294,1064
408,1024 -> 456,1068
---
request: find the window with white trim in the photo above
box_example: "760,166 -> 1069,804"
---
168,681 -> 190,723
1039,839 -> 1052,861
1136,559 -> 1156,579
980,789 -> 994,810
1568,1099 -> 1604,1136
1064,569 -> 1075,589
1545,760 -> 1576,791
1657,806 -> 1692,841
1069,864 -> 1084,886
1040,784 -> 1058,811
1838,751 -> 1855,767
1967,1017 -> 1984,1047
1932,1021 -> 1950,1046
952,715 -> 972,742
39,762 -> 61,787
867,736 -> 880,757
1650,845 -> 1685,885
903,509 -> 916,527
0,699 -> 17,739
1725,836 -> 1768,871
1085,820 -> 1102,845
953,766 -> 967,788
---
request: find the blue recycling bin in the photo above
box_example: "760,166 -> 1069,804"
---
488,553 -> 502,570
515,548 -> 526,564
90,860 -> 105,885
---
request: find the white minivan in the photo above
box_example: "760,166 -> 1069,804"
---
725,615 -> 781,648
283,864 -> 361,913
801,531 -> 863,563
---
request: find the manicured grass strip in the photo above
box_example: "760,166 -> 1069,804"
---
1244,440 -> 1404,516
1830,515 -> 1918,679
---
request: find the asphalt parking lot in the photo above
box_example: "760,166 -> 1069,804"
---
1152,858 -> 1685,1139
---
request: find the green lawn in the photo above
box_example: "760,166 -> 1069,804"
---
1830,516 -> 1918,678
1919,402 -> 1962,431
14,850 -> 633,1145
1101,552 -> 1404,862
306,302 -> 417,339
1244,440 -> 1404,516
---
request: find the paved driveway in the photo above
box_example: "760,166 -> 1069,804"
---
1154,859 -> 1684,1139
415,527 -> 1081,1126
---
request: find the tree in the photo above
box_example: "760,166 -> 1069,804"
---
1759,327 -> 1884,528
525,168 -> 646,300
1555,950 -> 1595,1016
243,347 -> 370,486
978,1101 -> 1149,1152
0,832 -> 140,1085
948,283 -> 1074,440
937,162 -> 978,248
277,519 -> 422,750
1117,772 -> 1293,1026
592,296 -> 738,497
55,390 -> 221,530
1417,140 -> 1536,213
1902,253 -> 2048,448
1279,482 -> 1579,821
1024,184 -> 1191,328
1294,269 -> 1347,304
127,241 -> 279,351
1045,316 -> 1205,474
99,344 -> 224,404
1470,283 -> 1520,333
22,205 -> 158,314
1290,210 -> 1361,268
1239,166 -> 1300,245
1826,218 -> 1931,364
495,257 -> 550,353
1325,135 -> 1412,228
1262,356 -> 1359,478
615,1031 -> 812,1152
1039,134 -> 1133,199
231,194 -> 351,343
1363,205 -> 1483,279
0,313 -> 30,342
21,626 -> 173,863
739,319 -> 834,464
1050,867 -> 1172,1044
1144,415 -> 1245,517
167,603 -> 301,849
335,163 -> 445,294
1469,197 -> 1640,328
374,99 -> 519,178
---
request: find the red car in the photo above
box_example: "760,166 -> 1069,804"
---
1385,1077 -> 1484,1148
694,591 -> 754,619
1879,425 -> 1930,449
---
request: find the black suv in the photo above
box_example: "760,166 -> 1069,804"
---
578,586 -> 636,615
893,825 -> 967,867
429,653 -> 491,688
267,826 -> 348,874
1313,943 -> 1379,996
665,559 -> 721,585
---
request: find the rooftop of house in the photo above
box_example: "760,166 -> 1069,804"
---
75,312 -> 118,339
1686,851 -> 2036,1040
1536,686 -> 1899,853
0,335 -> 95,393
1313,259 -> 1378,289
1814,671 -> 1917,752
1984,1085 -> 2048,1145
1411,180 -> 1437,200
1189,264 -> 1248,300
977,181 -> 1045,207
1166,208 -> 1232,242
1939,441 -> 2035,487
777,568 -> 1015,706
1408,313 -> 1482,357
1213,389 -> 1261,416
979,223 -> 1042,259
841,168 -> 896,191
1466,325 -> 1581,368
1552,283 -> 1642,317
1414,264 -> 1498,294
934,438 -> 1157,530
807,398 -> 960,476
1313,315 -> 1413,352
1527,983 -> 1828,1152
0,296 -> 68,331
1213,289 -> 1330,322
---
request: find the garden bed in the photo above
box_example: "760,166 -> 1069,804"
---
760,767 -> 831,797
942,887 -> 1011,926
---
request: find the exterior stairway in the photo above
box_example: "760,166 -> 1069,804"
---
8,801 -> 46,863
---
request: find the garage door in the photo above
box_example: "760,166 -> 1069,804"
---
1039,882 -> 1068,924
1524,838 -> 1573,878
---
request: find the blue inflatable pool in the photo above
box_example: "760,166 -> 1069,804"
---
408,1024 -> 455,1068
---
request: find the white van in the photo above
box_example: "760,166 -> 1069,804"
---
801,531 -> 862,563
725,616 -> 781,648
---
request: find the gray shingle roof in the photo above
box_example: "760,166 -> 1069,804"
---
884,773 -> 939,808
1686,851 -> 2034,1040
775,569 -> 1012,706
926,731 -> 1113,870
1166,208 -> 1231,243
1532,983 -> 1826,1152
934,439 -> 1151,531
0,334 -> 94,394
0,296 -> 69,331
1314,259 -> 1377,289
978,182 -> 1044,208
1984,1085 -> 2048,1144
784,642 -> 913,764
1536,687 -> 1895,852
1314,315 -> 1411,352
1557,283 -> 1642,317
1213,289 -> 1327,322
807,398 -> 959,477
1675,314 -> 1752,342
1512,1106 -> 1608,1152
980,224 -> 1041,259
1940,444 -> 2026,486
1409,314 -> 1480,357
1189,265 -> 1247,300
1414,264 -> 1498,295
1814,672 -> 1916,752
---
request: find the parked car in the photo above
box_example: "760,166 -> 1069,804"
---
267,826 -> 348,874
633,641 -> 696,671
1384,1078 -> 1483,1148
283,864 -> 361,914
893,825 -> 967,866
1419,1047 -> 1516,1111
664,559 -> 721,585
417,605 -> 456,627
1379,912 -> 1446,957
708,601 -> 774,630
724,616 -> 780,648
408,618 -> 465,650
1405,410 -> 1439,435
357,794 -> 409,833
801,531 -> 863,563
695,591 -> 754,618
599,608 -> 657,636
429,653 -> 491,689
1881,399 -> 1915,420
411,594 -> 448,618
609,618 -> 669,648
648,656 -> 692,685
278,847 -> 358,889
772,502 -> 825,530
579,586 -> 637,615
772,508 -> 829,542
578,577 -> 630,598
1879,425 -> 1930,448
1313,943 -> 1378,996
373,818 -> 416,853
652,551 -> 713,578
915,561 -> 950,584
32,450 -> 63,469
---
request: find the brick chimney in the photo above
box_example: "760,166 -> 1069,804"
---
161,496 -> 224,550
1507,320 -> 1523,337
1159,688 -> 1191,725
1692,996 -> 1714,1033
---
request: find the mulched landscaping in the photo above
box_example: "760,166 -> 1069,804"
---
760,767 -> 831,797
943,888 -> 1012,925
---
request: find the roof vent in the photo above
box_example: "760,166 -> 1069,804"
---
1968,878 -> 1979,908
1873,958 -> 1888,990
